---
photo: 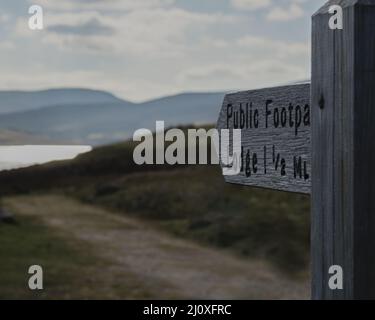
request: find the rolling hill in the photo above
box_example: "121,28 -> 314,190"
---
0,88 -> 124,115
0,91 -> 226,145
0,129 -> 61,145
0,133 -> 310,273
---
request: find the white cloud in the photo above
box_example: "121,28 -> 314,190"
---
235,35 -> 308,58
0,14 -> 10,23
178,35 -> 309,93
32,9 -> 237,58
26,0 -> 175,11
0,41 -> 15,50
266,2 -> 305,21
178,60 -> 307,94
231,0 -> 306,21
231,0 -> 272,11
5,0 -> 312,101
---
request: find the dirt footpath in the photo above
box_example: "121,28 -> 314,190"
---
5,195 -> 309,299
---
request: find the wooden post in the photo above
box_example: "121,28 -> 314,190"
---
311,0 -> 375,299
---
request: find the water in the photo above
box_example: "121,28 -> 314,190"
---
0,145 -> 92,171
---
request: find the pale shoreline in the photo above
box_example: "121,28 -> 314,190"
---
0,145 -> 92,172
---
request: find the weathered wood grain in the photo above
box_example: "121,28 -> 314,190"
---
312,0 -> 375,300
217,83 -> 311,194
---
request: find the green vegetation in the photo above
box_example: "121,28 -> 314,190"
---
75,166 -> 310,273
0,128 -> 310,274
0,205 -> 154,299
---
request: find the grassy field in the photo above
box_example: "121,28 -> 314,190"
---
0,200 -> 158,300
0,129 -> 311,275
74,166 -> 310,274
0,195 -> 309,300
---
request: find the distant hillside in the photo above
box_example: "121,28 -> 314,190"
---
0,132 -> 310,273
0,88 -> 124,115
0,129 -> 62,145
0,91 -> 226,145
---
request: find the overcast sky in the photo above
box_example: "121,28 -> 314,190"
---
0,0 -> 326,102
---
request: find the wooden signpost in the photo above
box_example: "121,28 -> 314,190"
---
217,0 -> 375,300
217,83 -> 311,194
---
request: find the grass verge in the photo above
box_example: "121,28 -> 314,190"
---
0,205 -> 154,300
